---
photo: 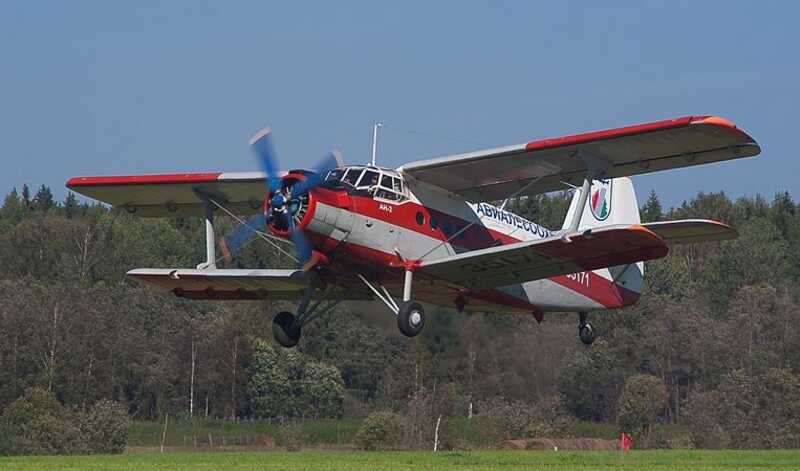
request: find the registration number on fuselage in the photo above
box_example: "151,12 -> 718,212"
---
566,271 -> 590,287
378,203 -> 393,213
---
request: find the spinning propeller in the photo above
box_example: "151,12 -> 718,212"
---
219,128 -> 343,268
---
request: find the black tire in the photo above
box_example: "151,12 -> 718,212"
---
397,301 -> 425,337
579,322 -> 595,346
273,311 -> 301,348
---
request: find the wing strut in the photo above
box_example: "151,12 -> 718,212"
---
563,150 -> 612,237
197,195 -> 217,270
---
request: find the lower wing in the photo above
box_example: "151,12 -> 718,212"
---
127,268 -> 371,300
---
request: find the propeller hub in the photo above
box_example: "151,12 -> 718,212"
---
265,173 -> 317,237
270,193 -> 287,211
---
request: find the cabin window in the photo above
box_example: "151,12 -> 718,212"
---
374,172 -> 407,202
430,215 -> 439,230
357,170 -> 380,189
342,168 -> 362,186
325,168 -> 345,183
415,212 -> 425,226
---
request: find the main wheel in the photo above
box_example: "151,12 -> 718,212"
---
272,311 -> 301,348
579,322 -> 595,346
397,301 -> 425,337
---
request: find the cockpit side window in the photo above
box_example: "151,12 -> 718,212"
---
357,170 -> 380,189
342,168 -> 362,186
325,168 -> 345,183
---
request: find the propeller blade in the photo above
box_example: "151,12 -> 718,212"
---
219,213 -> 266,262
249,127 -> 282,192
291,150 -> 344,196
285,212 -> 312,266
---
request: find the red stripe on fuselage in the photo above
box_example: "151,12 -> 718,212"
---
312,189 -> 642,310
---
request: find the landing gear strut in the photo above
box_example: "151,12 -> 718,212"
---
578,312 -> 595,346
358,269 -> 426,338
271,282 -> 339,348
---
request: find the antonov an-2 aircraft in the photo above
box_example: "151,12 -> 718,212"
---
67,115 -> 760,347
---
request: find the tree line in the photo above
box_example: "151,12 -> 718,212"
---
0,183 -> 799,451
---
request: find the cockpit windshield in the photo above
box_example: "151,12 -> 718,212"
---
324,166 -> 408,202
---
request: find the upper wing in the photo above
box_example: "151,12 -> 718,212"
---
419,225 -> 667,290
127,268 -> 372,300
66,172 -> 272,217
642,219 -> 737,245
400,116 -> 760,201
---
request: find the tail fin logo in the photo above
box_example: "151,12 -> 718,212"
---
590,179 -> 612,221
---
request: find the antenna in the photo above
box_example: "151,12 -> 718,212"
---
370,122 -> 383,167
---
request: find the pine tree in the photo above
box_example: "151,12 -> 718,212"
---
21,184 -> 31,209
64,192 -> 80,219
1,187 -> 23,223
33,185 -> 55,212
640,190 -> 662,223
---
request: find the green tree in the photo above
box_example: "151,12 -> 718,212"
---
558,340 -> 624,421
63,192 -> 80,219
0,388 -> 84,455
354,410 -> 403,450
247,340 -> 344,419
640,190 -> 663,222
21,184 -> 31,209
716,368 -> 800,449
81,400 -> 131,454
701,217 -> 789,313
33,185 -> 55,212
617,374 -> 667,442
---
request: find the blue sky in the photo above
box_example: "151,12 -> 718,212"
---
1,1 -> 797,208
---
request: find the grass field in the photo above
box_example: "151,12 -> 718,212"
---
1,450 -> 799,471
125,418 -> 625,449
127,418 -> 362,448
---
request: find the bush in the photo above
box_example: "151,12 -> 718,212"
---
0,388 -> 130,455
354,411 -> 402,451
0,388 -> 84,455
475,398 -> 535,440
717,368 -> 800,449
472,395 -> 572,445
525,395 -> 573,439
279,421 -> 307,451
81,399 -> 131,454
682,389 -> 730,449
617,375 -> 667,442
248,340 -> 345,420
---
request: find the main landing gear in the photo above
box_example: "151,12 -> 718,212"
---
271,282 -> 340,348
397,301 -> 425,337
578,312 -> 595,346
358,269 -> 426,338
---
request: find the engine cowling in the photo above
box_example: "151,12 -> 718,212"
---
264,172 -> 317,237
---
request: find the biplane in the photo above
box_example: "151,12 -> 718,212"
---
67,115 -> 760,347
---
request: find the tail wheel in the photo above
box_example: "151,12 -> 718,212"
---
579,323 -> 595,345
273,311 -> 301,348
578,312 -> 595,346
397,301 -> 425,337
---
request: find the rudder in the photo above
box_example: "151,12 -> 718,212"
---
562,177 -> 645,304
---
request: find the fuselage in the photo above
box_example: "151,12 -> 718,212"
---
279,166 -> 641,317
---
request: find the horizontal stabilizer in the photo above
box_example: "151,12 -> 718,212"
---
642,219 -> 737,245
419,225 -> 668,290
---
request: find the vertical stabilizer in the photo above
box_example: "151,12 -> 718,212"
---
562,177 -> 641,231
562,177 -> 645,301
